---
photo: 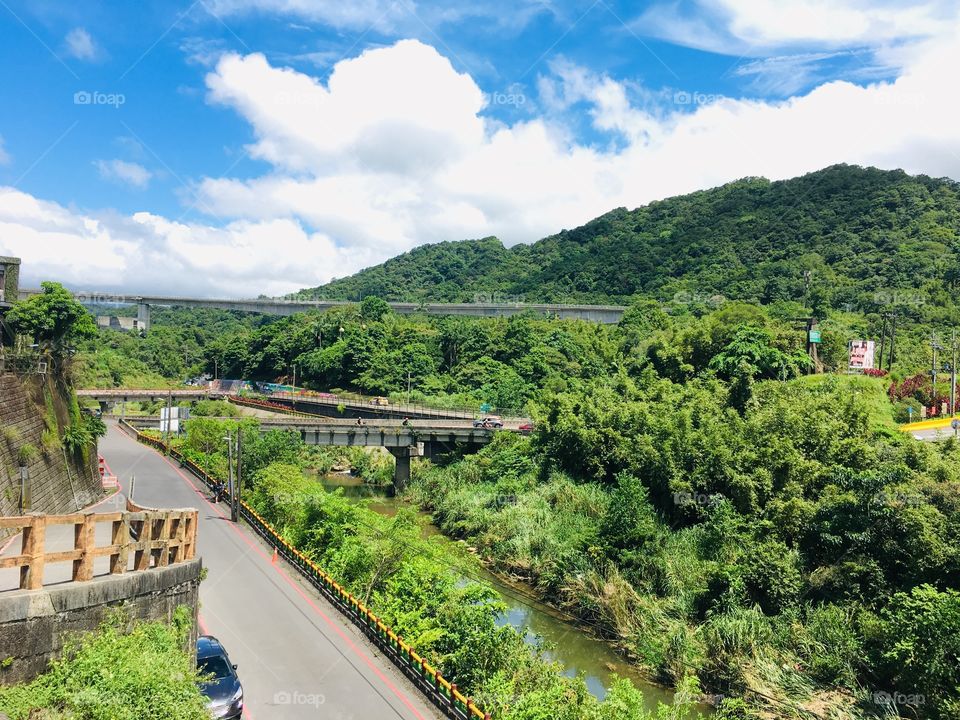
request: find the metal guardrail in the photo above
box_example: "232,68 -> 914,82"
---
0,503 -> 197,590
119,420 -> 490,720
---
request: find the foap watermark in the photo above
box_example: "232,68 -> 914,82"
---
673,491 -> 724,508
271,491 -> 328,509
873,290 -> 925,307
872,92 -> 926,109
74,291 -> 128,305
274,690 -> 326,708
472,292 -> 524,305
491,494 -> 518,509
872,690 -> 925,708
673,90 -> 727,106
485,84 -> 526,108
672,291 -> 726,308
872,490 -> 925,507
74,90 -> 125,108
273,90 -> 321,108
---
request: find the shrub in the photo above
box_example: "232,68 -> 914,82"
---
0,607 -> 208,720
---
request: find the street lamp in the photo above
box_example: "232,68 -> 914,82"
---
223,432 -> 238,522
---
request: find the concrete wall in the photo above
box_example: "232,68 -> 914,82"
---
0,375 -> 102,527
0,558 -> 202,685
0,257 -> 19,305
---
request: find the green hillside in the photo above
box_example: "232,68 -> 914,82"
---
298,164 -> 960,311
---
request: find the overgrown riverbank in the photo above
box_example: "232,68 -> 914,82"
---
172,417 -> 707,720
407,374 -> 960,719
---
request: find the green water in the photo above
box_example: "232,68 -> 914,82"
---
316,472 -> 711,714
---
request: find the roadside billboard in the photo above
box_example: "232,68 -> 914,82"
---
848,339 -> 875,370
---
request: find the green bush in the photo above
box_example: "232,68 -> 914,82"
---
0,608 -> 208,720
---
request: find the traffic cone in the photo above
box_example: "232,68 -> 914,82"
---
271,547 -> 278,565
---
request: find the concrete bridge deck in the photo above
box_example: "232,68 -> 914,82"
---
78,388 -> 530,423
127,415 -> 505,489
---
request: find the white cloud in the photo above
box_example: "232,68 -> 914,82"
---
64,27 -> 98,61
94,160 -> 153,189
633,0 -> 957,56
206,0 -> 409,32
0,188 -> 371,297
3,21 -> 960,298
194,32 -> 960,257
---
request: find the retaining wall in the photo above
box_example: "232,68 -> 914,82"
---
0,557 -> 202,685
0,374 -> 101,527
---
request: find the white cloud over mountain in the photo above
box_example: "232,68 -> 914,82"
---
1,4 -> 959,297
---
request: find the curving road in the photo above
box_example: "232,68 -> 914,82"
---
98,421 -> 443,720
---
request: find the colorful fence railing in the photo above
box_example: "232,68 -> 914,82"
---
227,395 -> 323,418
119,420 -> 490,720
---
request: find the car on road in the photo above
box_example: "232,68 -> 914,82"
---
518,422 -> 535,434
473,416 -> 504,429
372,396 -> 390,406
197,635 -> 243,719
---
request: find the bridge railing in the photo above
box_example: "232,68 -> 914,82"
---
266,389 -> 527,422
119,420 -> 489,720
0,504 -> 197,590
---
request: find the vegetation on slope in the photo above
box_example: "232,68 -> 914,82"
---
0,608 -> 208,720
298,165 -> 960,313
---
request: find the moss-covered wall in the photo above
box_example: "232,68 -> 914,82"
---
0,373 -> 101,529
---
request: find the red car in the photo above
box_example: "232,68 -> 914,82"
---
518,422 -> 536,435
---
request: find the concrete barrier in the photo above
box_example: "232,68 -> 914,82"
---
0,557 -> 202,685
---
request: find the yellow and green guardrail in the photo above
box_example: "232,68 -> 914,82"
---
119,420 -> 490,720
900,416 -> 960,433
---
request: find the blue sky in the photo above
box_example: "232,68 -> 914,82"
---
0,0 -> 957,295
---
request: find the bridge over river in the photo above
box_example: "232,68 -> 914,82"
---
77,388 -> 528,422
126,415 -> 508,489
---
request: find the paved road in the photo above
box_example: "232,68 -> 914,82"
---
911,426 -> 959,442
6,423 -> 442,720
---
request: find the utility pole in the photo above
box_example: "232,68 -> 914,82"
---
888,314 -> 896,371
931,333 -> 942,414
163,392 -> 173,446
878,314 -> 888,370
407,371 -> 412,401
292,364 -> 297,392
952,330 -> 958,416
235,430 -> 242,522
225,430 -> 236,522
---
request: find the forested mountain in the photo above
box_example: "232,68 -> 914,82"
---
298,164 -> 960,311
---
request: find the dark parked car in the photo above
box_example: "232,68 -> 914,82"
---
197,635 -> 243,719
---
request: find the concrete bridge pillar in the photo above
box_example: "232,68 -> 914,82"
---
388,445 -> 423,492
136,303 -> 151,333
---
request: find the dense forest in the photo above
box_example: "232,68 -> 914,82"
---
57,163 -> 960,719
297,165 -> 960,319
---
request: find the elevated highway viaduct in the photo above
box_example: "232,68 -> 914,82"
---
20,289 -> 627,329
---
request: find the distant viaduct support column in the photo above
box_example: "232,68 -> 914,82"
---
388,445 -> 423,491
137,302 -> 151,333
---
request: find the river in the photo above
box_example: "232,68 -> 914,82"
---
315,472 -> 710,715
